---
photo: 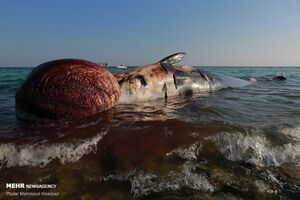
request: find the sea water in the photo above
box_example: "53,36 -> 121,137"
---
0,66 -> 299,199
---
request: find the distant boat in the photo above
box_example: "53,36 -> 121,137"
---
116,64 -> 127,69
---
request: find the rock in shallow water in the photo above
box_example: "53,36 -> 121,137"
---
15,59 -> 120,119
272,75 -> 286,81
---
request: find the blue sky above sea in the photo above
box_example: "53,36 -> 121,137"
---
0,0 -> 300,67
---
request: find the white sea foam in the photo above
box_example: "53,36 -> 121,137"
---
280,126 -> 300,141
100,161 -> 214,197
206,130 -> 300,167
130,162 -> 214,196
0,132 -> 106,168
255,180 -> 277,194
99,142 -> 213,196
249,78 -> 257,83
165,142 -> 202,160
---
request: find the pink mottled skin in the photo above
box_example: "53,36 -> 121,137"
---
114,63 -> 211,103
16,59 -> 120,119
114,63 -> 177,103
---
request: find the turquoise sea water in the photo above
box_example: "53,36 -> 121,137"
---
0,66 -> 299,199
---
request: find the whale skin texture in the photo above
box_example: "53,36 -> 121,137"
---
15,59 -> 120,119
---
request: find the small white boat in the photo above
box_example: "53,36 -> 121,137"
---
116,64 -> 127,69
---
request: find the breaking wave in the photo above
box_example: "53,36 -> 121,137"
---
97,142 -> 214,197
0,131 -> 106,168
100,161 -> 214,197
165,142 -> 202,160
95,125 -> 300,197
130,162 -> 214,196
206,126 -> 300,167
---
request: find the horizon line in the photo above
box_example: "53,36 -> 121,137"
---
1,65 -> 300,68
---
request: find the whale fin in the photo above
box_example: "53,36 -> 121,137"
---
159,52 -> 186,65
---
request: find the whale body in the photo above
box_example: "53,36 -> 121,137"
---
114,52 -> 249,103
15,52 -> 249,120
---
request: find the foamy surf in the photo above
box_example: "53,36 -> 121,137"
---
250,77 -> 257,83
206,127 -> 300,167
96,127 -> 299,196
96,142 -> 214,197
165,142 -> 202,160
99,161 -> 214,197
0,131 -> 106,168
130,162 -> 214,196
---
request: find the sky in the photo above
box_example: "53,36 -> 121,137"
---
0,0 -> 300,67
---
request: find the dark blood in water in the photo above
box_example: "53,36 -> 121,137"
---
15,59 -> 120,119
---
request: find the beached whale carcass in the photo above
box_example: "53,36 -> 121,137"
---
114,52 -> 249,103
15,53 -> 249,119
